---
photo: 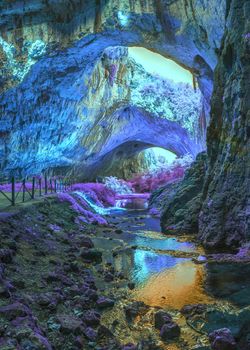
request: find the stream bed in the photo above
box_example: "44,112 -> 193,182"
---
89,208 -> 250,349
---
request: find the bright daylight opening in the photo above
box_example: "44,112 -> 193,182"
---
128,47 -> 193,85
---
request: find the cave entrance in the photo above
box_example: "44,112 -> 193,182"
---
83,45 -> 204,183
128,47 -> 195,87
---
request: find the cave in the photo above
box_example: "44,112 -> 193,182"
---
0,1 -> 249,349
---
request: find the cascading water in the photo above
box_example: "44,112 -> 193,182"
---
73,191 -> 126,215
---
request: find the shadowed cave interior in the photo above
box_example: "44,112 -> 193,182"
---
0,1 -> 249,350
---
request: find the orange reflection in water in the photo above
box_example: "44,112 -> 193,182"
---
134,260 -> 213,309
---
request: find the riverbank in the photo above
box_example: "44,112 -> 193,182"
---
0,196 -> 249,349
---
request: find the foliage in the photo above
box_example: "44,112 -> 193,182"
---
128,155 -> 193,193
71,183 -> 116,206
103,176 -> 133,194
57,192 -> 108,226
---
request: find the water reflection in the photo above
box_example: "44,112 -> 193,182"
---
132,249 -> 189,284
133,235 -> 195,252
135,260 -> 212,308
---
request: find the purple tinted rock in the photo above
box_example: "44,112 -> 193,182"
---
154,310 -> 172,330
84,288 -> 98,302
79,236 -> 94,248
209,328 -> 237,350
122,343 -> 137,350
82,310 -> 101,327
97,325 -> 114,339
96,296 -> 115,309
160,322 -> 180,341
104,272 -> 114,282
0,249 -> 13,263
180,304 -> 206,317
57,314 -> 83,335
83,326 -> 97,341
45,272 -> 61,283
0,303 -> 30,320
80,249 -> 102,264
124,302 -> 148,323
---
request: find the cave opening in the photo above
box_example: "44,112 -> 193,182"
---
90,46 -> 204,194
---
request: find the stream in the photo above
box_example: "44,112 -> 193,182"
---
84,198 -> 250,349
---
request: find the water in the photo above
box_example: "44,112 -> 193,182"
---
98,204 -> 250,349
74,191 -> 126,215
93,209 -> 212,309
131,249 -> 189,284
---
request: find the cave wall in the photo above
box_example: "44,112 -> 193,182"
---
198,0 -> 250,249
159,0 -> 250,249
0,0 -> 225,177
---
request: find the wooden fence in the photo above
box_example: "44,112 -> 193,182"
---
0,175 -> 74,207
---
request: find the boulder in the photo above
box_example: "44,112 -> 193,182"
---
154,310 -> 173,330
209,328 -> 237,350
160,322 -> 180,341
80,249 -> 102,264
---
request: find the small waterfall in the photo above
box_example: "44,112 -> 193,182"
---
73,191 -> 126,215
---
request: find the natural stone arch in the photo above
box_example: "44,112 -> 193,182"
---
0,31 -> 208,176
79,105 -> 198,179
0,0 -> 226,176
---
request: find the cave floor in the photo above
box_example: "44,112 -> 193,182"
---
0,197 -> 249,350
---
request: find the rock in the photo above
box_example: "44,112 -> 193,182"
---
57,314 -> 83,335
80,249 -> 102,264
83,288 -> 98,302
115,229 -> 123,234
154,310 -> 172,330
104,272 -> 114,282
79,236 -> 94,249
45,272 -> 61,283
208,328 -> 237,350
96,296 -> 115,309
0,303 -> 30,321
160,322 -> 180,341
0,249 -> 13,263
0,285 -> 11,298
97,325 -> 114,339
83,327 -> 97,341
82,310 -> 101,327
122,344 -> 137,350
180,304 -> 207,318
159,152 -> 207,234
124,302 -> 148,323
137,338 -> 162,350
127,282 -> 135,290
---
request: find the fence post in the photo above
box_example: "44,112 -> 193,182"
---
54,179 -> 57,193
39,178 -> 42,196
11,177 -> 15,206
50,179 -> 53,194
31,177 -> 35,199
45,175 -> 48,195
22,179 -> 25,202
